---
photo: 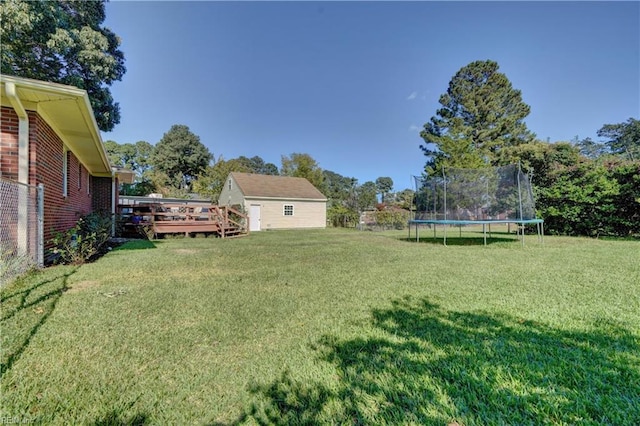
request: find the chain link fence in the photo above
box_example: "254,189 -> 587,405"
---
0,178 -> 43,287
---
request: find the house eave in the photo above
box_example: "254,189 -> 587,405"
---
0,75 -> 112,176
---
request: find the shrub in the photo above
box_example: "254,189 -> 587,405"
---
327,205 -> 359,228
49,211 -> 113,265
536,160 -> 640,237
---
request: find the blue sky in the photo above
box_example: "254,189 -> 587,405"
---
101,1 -> 639,191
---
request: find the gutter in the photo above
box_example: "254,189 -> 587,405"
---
111,169 -> 116,237
78,94 -> 111,173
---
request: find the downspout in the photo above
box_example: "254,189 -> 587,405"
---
5,82 -> 30,256
111,169 -> 116,237
5,82 -> 28,184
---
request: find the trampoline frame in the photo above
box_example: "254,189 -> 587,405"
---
408,219 -> 544,246
410,163 -> 544,246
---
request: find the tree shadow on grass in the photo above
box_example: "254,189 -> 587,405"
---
92,410 -> 150,426
232,297 -> 640,425
111,239 -> 157,251
0,268 -> 76,379
400,236 -> 519,246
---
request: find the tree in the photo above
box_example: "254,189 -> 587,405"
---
192,157 -> 251,202
575,137 -> 609,160
356,181 -> 378,211
535,160 -> 640,237
597,118 -> 640,160
236,156 -> 279,175
496,140 -> 582,186
323,170 -> 357,205
150,124 -> 212,191
393,189 -> 415,210
104,140 -> 156,195
375,177 -> 394,203
420,60 -> 535,172
281,153 -> 326,193
104,140 -> 154,174
0,0 -> 126,131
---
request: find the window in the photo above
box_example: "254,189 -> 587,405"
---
283,204 -> 294,216
228,179 -> 232,190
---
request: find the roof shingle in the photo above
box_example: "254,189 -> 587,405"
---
230,172 -> 326,200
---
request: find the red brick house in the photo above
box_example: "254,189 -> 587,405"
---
1,75 -> 133,259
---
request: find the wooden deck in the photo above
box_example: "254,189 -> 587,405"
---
119,203 -> 249,238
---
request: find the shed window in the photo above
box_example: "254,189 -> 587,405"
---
283,205 -> 294,216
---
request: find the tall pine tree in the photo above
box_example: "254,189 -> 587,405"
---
420,60 -> 534,172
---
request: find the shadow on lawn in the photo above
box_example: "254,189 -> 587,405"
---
400,235 -> 519,246
111,239 -> 157,251
230,297 -> 640,425
92,410 -> 150,426
0,268 -> 77,379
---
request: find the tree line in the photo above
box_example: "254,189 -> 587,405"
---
105,125 -> 411,227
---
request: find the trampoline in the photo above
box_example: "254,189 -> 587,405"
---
409,164 -> 544,246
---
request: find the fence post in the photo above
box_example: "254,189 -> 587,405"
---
37,184 -> 44,267
18,180 -> 28,256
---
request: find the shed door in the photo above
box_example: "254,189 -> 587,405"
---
249,204 -> 261,231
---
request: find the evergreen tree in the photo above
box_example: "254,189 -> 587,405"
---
420,60 -> 535,172
598,118 -> 640,160
151,125 -> 212,191
375,177 -> 394,203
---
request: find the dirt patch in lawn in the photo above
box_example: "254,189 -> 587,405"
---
66,280 -> 100,294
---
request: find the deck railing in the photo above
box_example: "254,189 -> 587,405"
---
118,203 -> 249,238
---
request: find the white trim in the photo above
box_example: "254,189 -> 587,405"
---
283,204 -> 294,216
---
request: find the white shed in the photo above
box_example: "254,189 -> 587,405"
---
218,172 -> 327,231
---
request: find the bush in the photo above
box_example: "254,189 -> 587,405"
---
327,205 -> 359,228
360,208 -> 410,231
536,160 -> 640,237
49,211 -> 113,265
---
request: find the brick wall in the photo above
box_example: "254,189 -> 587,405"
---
1,106 -> 111,250
92,176 -> 113,212
1,106 -> 20,180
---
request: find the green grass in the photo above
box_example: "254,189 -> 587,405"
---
1,229 -> 639,425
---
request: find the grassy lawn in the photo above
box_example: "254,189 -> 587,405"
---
1,228 -> 639,425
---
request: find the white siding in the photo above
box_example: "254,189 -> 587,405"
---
246,198 -> 326,230
218,174 -> 327,230
217,175 -> 245,207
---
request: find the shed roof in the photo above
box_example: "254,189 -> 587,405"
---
230,172 -> 327,201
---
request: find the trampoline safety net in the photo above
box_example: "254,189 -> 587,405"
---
413,164 -> 537,222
